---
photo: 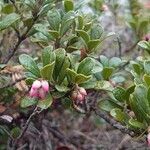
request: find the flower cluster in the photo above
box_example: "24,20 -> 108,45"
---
71,87 -> 87,104
143,33 -> 150,42
29,80 -> 49,99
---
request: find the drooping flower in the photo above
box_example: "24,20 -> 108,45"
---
29,80 -> 49,100
147,133 -> 150,146
71,86 -> 87,104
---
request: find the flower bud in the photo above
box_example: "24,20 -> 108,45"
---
41,80 -> 49,92
147,133 -> 150,146
102,4 -> 109,11
38,88 -> 46,99
32,80 -> 41,89
29,88 -> 38,98
78,87 -> 87,96
71,91 -> 78,100
77,93 -> 84,101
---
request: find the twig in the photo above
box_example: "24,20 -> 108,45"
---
117,37 -> 122,57
2,14 -> 39,64
12,107 -> 39,148
92,107 -> 136,137
0,77 -> 25,89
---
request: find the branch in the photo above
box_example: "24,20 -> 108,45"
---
12,107 -> 40,148
2,14 -> 39,64
92,107 -> 136,137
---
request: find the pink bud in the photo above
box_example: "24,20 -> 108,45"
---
41,80 -> 49,92
102,4 -> 109,11
38,88 -> 46,99
79,87 -> 87,96
71,91 -> 78,100
32,80 -> 41,89
147,133 -> 150,146
29,88 -> 38,98
77,93 -> 84,101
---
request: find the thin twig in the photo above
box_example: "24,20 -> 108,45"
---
0,77 -> 25,89
2,14 -> 39,64
92,107 -> 136,137
12,107 -> 39,148
117,37 -> 122,57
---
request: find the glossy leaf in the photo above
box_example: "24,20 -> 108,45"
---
64,0 -> 74,12
19,54 -> 40,77
101,67 -> 114,80
77,57 -> 94,76
0,13 -> 20,31
21,97 -> 37,108
40,62 -> 55,81
76,30 -> 90,44
37,94 -> 53,109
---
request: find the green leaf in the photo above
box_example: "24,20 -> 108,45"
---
99,55 -> 109,67
147,87 -> 150,106
61,97 -> 72,109
53,48 -> 66,81
21,97 -> 37,108
144,60 -> 150,75
57,56 -> 70,84
19,54 -> 40,77
113,87 -> 126,102
138,41 -> 150,52
40,62 -> 55,81
2,4 -> 14,14
90,24 -> 103,40
110,108 -> 126,122
0,13 -> 20,31
66,68 -> 77,83
77,57 -> 94,76
76,30 -> 90,44
95,80 -> 113,91
109,57 -> 122,68
78,15 -> 84,29
66,46 -> 78,53
47,9 -> 61,31
60,18 -> 74,36
143,74 -> 150,87
98,99 -> 122,112
129,118 -> 145,129
64,0 -> 74,12
11,127 -> 21,138
37,94 -> 53,109
129,95 -> 144,122
132,85 -> 150,122
49,30 -> 59,39
25,78 -> 35,85
42,46 -> 55,66
87,40 -> 100,52
131,61 -> 142,75
55,85 -> 70,92
101,67 -> 114,80
75,74 -> 91,84
84,22 -> 92,31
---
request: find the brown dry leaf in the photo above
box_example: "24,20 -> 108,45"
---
0,105 -> 6,113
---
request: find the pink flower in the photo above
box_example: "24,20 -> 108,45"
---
71,86 -> 87,104
41,80 -> 49,92
78,87 -> 87,96
32,80 -> 41,89
143,34 -> 150,42
29,80 -> 49,100
102,4 -> 109,11
147,133 -> 150,146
